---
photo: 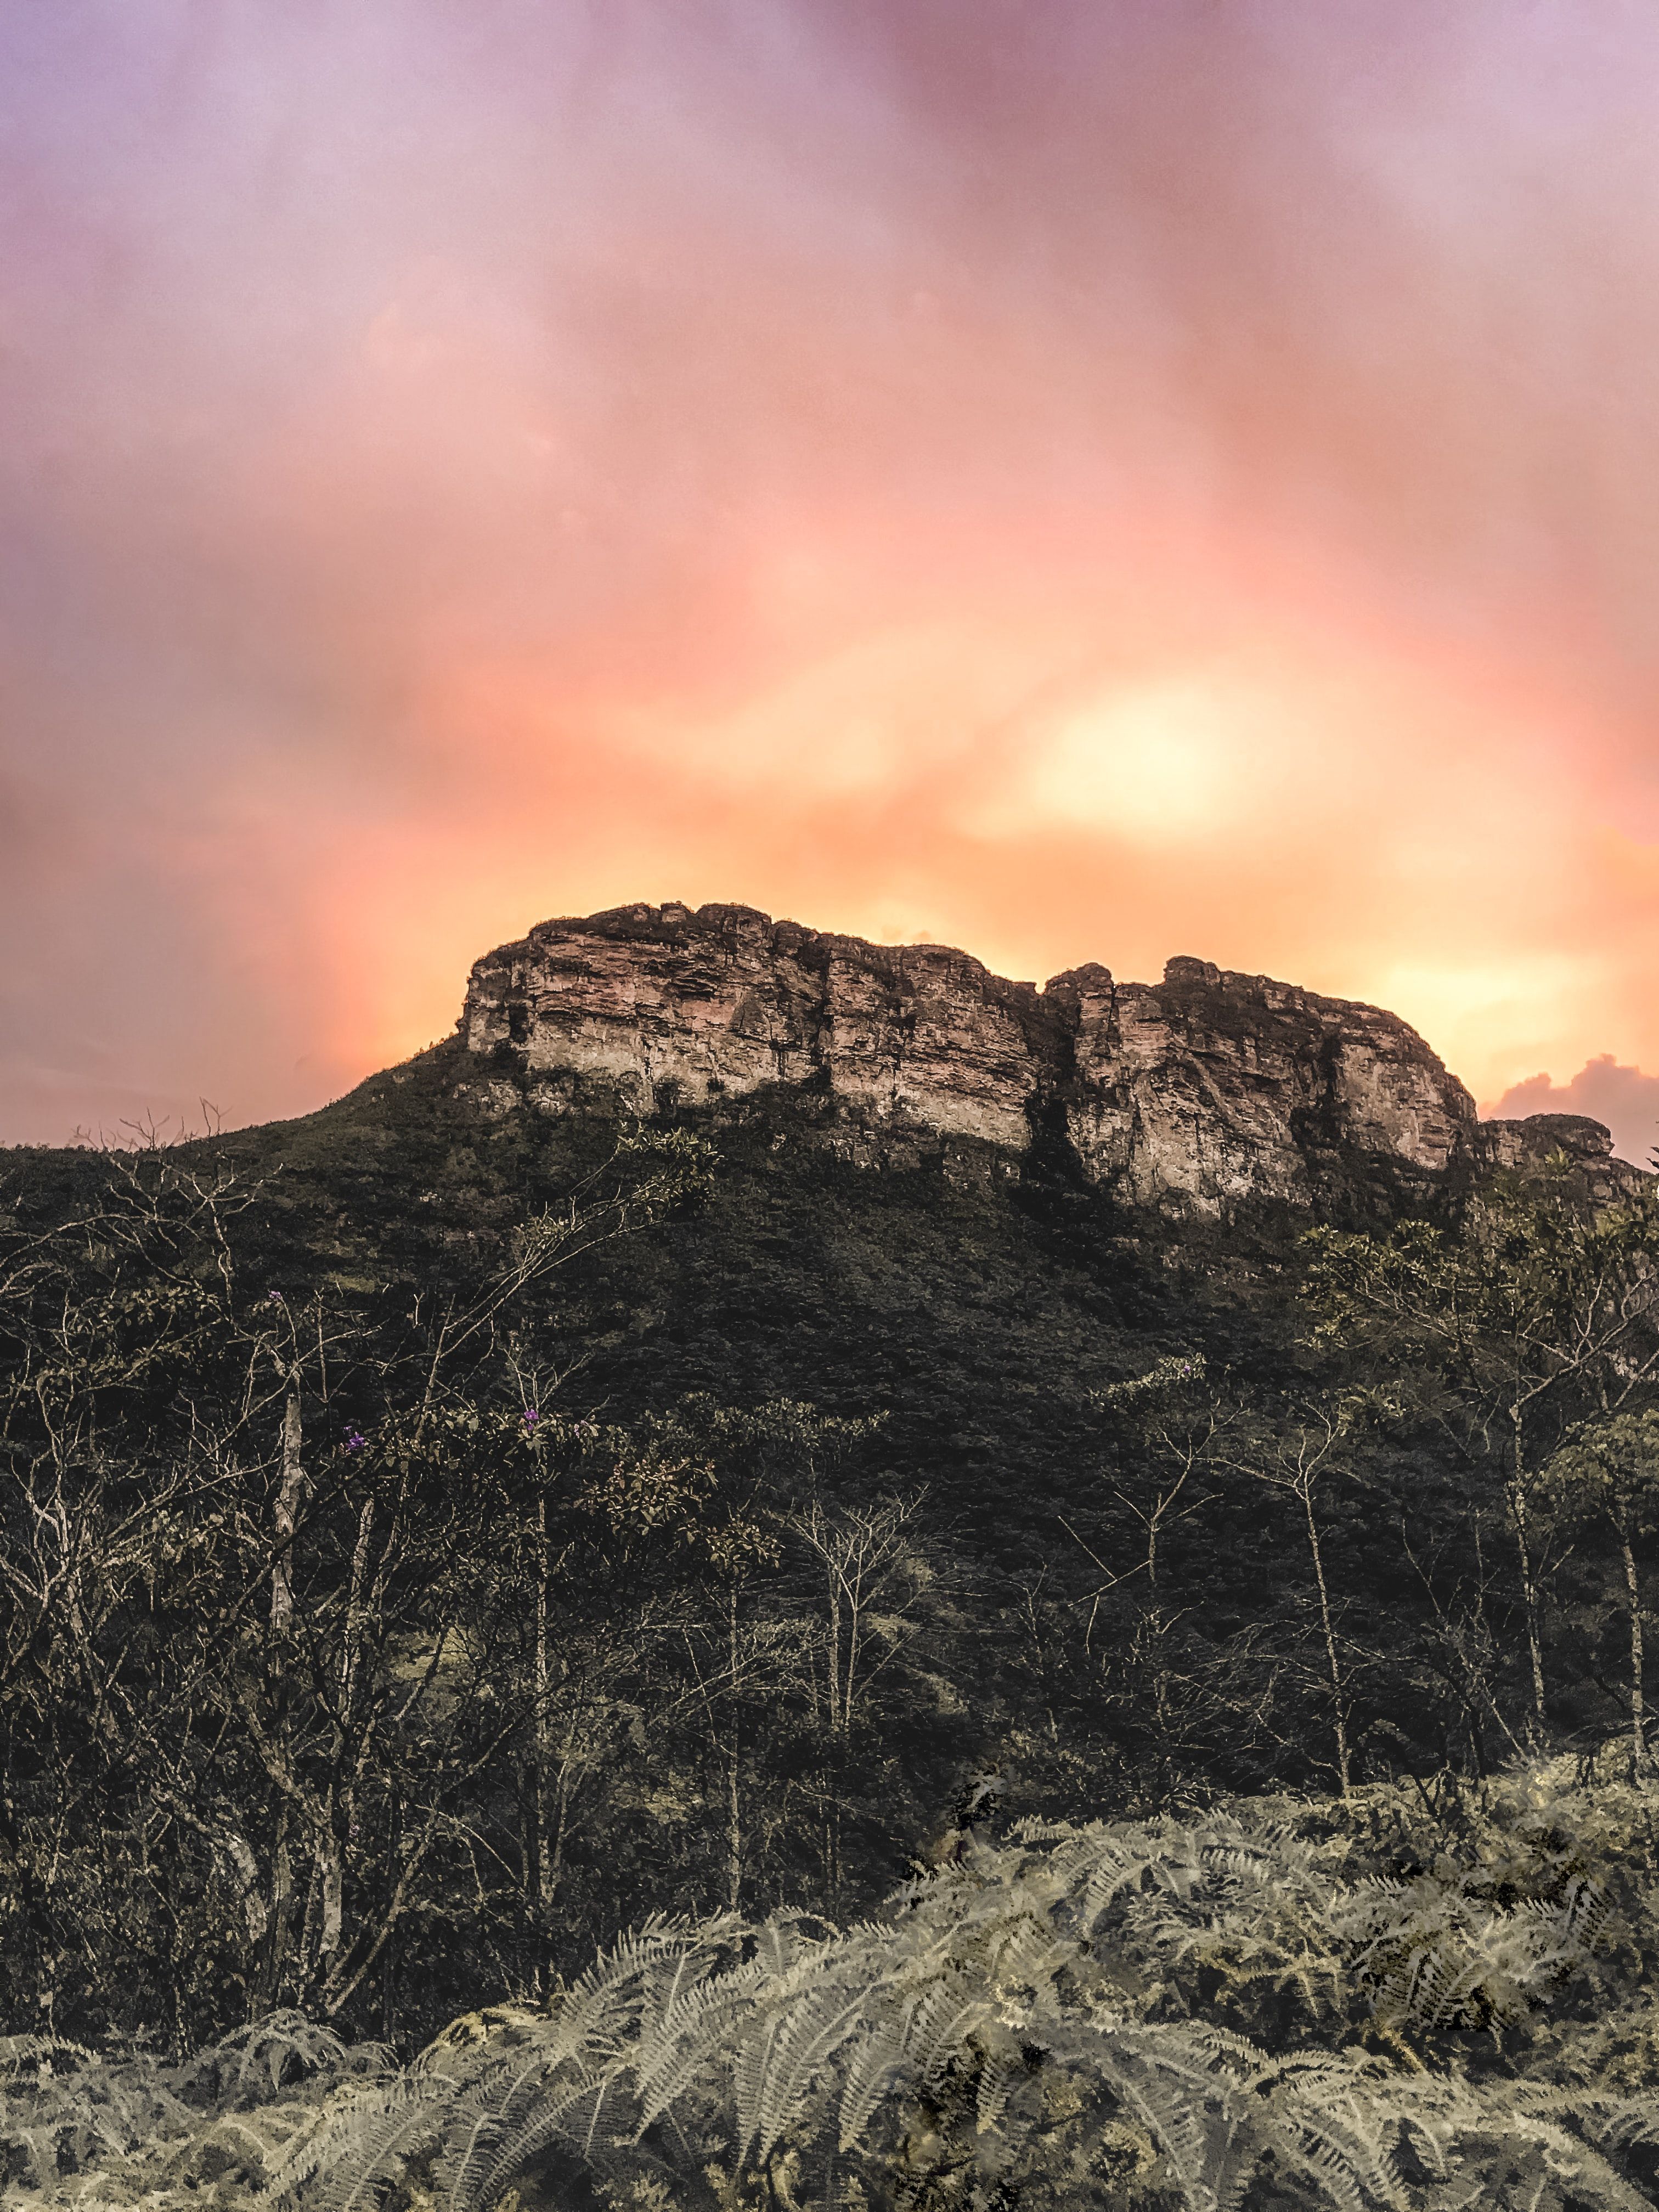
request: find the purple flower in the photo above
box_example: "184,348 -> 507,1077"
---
342,1430 -> 366,1454
266,1290 -> 284,1306
522,1406 -> 540,1429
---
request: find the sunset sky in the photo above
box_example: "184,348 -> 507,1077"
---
5,1 -> 1659,1158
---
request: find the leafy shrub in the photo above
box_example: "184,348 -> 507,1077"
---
2,2012 -> 387,2207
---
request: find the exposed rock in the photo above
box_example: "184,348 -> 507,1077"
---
1474,1111 -> 1642,1206
459,903 -> 1645,1218
1048,958 -> 1475,1214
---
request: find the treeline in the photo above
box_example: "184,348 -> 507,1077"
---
3,1126 -> 1659,2056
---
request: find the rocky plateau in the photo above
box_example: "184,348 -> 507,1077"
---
459,902 -> 1640,1220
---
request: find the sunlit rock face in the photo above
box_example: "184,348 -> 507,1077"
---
460,904 -> 1631,1217
1050,956 -> 1478,1212
461,902 -> 1050,1150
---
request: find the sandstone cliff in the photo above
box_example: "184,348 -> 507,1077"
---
458,903 -> 1639,1218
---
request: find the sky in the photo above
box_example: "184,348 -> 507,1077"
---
4,1 -> 1659,1161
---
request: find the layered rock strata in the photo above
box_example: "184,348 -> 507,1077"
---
459,903 -> 1640,1216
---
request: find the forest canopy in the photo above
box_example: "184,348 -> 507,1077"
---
4,1105 -> 1659,2208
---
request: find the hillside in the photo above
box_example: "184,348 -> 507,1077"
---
76,900 -> 1632,1558
17,902 -> 1615,1481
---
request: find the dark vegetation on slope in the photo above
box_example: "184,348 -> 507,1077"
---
3,1035 -> 1658,2106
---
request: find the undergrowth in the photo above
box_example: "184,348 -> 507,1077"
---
11,1748 -> 1659,2211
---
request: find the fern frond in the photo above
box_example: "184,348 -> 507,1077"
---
443,2072 -> 618,2212
753,1984 -> 875,2160
972,2035 -> 1024,2138
837,2002 -> 919,2153
0,2035 -> 94,2080
268,2075 -> 452,2211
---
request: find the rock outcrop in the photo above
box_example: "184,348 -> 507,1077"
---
458,903 -> 1642,1217
1475,1111 -> 1638,1206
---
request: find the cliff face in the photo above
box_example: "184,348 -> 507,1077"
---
459,903 -> 1638,1217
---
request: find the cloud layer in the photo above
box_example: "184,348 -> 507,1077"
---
4,2 -> 1659,1141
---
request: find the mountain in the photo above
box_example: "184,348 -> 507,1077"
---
88,897 -> 1617,1567
13,902 -> 1632,1554
5,902 -> 1656,2061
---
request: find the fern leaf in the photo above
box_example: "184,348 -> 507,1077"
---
972,2035 -> 1025,2138
753,1984 -> 876,2161
837,2003 -> 919,2153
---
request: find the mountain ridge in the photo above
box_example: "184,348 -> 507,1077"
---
458,900 -> 1640,1221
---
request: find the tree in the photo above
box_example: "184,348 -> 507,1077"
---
575,1415 -> 792,1917
789,1491 -> 929,1742
1542,1409 -> 1659,1778
1230,1401 -> 1356,1794
0,1124 -> 715,2044
1069,1354 -> 1264,1807
1304,1164 -> 1659,1737
787,1488 -> 931,1903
